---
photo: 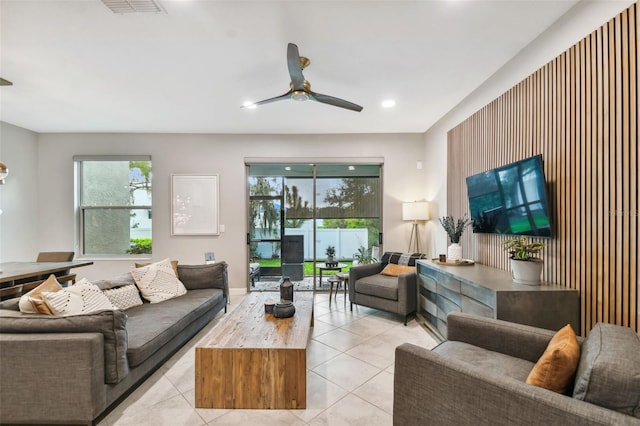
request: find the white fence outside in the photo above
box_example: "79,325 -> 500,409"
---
255,228 -> 369,260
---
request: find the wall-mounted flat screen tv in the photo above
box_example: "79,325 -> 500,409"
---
466,155 -> 552,237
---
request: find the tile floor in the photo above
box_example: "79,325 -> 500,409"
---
99,291 -> 439,426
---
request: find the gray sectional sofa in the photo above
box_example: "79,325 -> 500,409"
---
394,312 -> 640,426
0,262 -> 229,425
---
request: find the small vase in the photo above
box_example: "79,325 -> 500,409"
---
447,243 -> 463,261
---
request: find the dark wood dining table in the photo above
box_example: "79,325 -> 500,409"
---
0,260 -> 94,285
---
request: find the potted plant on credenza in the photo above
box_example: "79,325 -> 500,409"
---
502,236 -> 545,285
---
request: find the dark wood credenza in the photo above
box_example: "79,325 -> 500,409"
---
416,259 -> 580,340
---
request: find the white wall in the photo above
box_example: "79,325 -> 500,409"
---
0,122 -> 39,262
13,132 -> 426,289
422,0 -> 636,258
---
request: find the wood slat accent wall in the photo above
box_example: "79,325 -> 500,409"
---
447,3 -> 638,335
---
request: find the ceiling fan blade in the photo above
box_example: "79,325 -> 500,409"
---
287,43 -> 305,91
0,77 -> 13,86
242,91 -> 292,108
310,92 -> 363,112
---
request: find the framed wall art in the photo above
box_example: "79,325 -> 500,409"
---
171,174 -> 219,236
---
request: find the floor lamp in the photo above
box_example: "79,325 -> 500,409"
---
402,201 -> 430,254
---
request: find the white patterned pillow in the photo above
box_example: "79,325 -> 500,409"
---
41,278 -> 119,316
103,285 -> 143,310
130,258 -> 187,303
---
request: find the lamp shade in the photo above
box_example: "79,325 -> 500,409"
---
402,201 -> 430,221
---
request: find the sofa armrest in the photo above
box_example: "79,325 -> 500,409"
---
397,271 -> 417,314
178,262 -> 229,303
0,332 -> 107,425
446,312 -> 565,363
393,343 -> 638,426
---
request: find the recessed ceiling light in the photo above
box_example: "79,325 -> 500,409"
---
381,99 -> 396,108
243,101 -> 257,110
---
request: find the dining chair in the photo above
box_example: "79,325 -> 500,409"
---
36,251 -> 76,286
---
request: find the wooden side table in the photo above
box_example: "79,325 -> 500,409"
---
328,273 -> 349,306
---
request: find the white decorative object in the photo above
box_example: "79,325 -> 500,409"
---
171,174 -> 219,235
447,243 -> 463,262
511,259 -> 543,285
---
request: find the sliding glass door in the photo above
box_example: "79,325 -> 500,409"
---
247,162 -> 382,291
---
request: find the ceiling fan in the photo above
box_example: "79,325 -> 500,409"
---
243,43 -> 363,112
0,77 -> 13,86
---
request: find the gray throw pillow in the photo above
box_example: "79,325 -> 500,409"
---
0,309 -> 129,384
573,323 -> 640,418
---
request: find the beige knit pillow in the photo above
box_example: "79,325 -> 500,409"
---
130,258 -> 187,303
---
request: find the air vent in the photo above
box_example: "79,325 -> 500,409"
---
101,0 -> 166,14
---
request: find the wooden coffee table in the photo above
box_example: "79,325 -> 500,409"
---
195,291 -> 314,409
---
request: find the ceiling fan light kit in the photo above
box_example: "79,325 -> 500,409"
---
243,43 -> 363,112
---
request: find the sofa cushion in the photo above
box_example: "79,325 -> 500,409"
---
433,340 -> 535,382
355,274 -> 399,301
18,275 -> 63,315
125,288 -> 224,367
380,252 -> 426,266
177,263 -> 226,290
573,323 -> 640,418
0,309 -> 129,384
526,324 -> 580,394
130,258 -> 187,303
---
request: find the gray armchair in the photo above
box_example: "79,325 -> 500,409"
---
394,312 -> 640,426
349,252 -> 424,325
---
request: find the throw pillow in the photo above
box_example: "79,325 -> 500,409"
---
103,284 -> 143,310
130,258 -> 187,303
380,263 -> 416,277
41,278 -> 119,316
526,324 -> 581,394
135,259 -> 179,277
380,252 -> 426,266
18,274 -> 63,315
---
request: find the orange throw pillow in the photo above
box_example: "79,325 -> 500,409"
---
526,324 -> 581,394
380,263 -> 415,277
18,274 -> 63,315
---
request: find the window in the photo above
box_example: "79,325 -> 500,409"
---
75,156 -> 152,257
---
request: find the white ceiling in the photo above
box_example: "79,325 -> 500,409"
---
0,0 -> 579,134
